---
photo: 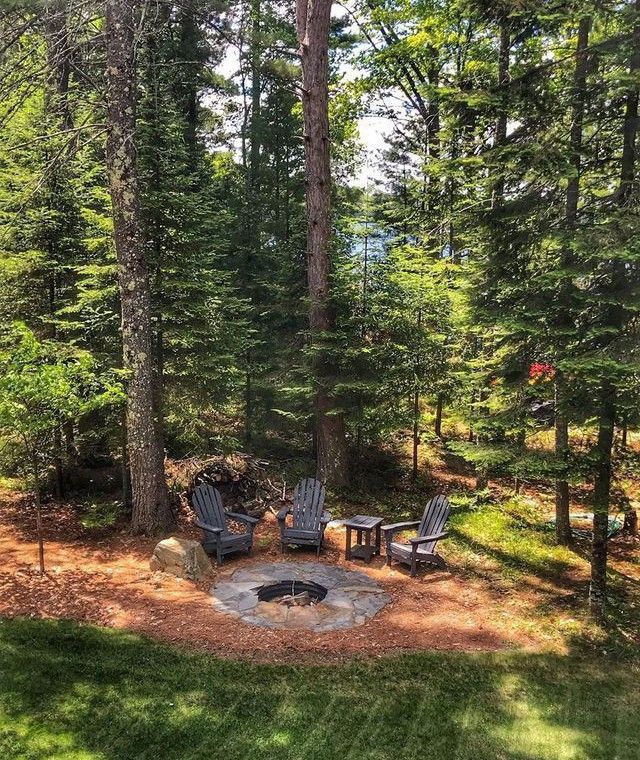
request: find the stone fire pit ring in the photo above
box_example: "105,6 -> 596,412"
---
211,561 -> 390,631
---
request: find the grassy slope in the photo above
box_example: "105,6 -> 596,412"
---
1,618 -> 639,760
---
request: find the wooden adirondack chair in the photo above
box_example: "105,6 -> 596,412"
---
191,483 -> 259,565
277,478 -> 331,557
382,494 -> 450,576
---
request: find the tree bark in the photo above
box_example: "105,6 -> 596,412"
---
492,22 -> 510,206
554,394 -> 572,544
175,0 -> 199,164
621,415 -> 628,448
31,455 -> 45,575
590,0 -> 640,614
590,384 -> 615,614
297,0 -> 349,487
434,393 -> 444,438
624,509 -> 638,536
45,1 -> 72,131
105,0 -> 173,534
555,16 -> 591,545
243,0 -> 262,449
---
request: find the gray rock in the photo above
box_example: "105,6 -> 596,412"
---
149,537 -> 213,582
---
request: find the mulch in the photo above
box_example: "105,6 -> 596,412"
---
0,489 -> 557,663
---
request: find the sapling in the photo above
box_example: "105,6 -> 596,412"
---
0,324 -> 123,574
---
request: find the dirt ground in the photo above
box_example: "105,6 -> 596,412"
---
0,487 -> 625,662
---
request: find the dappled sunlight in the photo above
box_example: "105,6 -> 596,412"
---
491,673 -> 599,760
1,618 -> 639,759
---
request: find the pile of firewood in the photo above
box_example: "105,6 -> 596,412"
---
185,453 -> 282,517
275,591 -> 316,607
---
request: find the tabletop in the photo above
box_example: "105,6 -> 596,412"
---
344,514 -> 383,529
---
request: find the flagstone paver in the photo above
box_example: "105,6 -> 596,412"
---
211,561 -> 390,631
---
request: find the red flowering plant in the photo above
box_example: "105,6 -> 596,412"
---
528,362 -> 556,384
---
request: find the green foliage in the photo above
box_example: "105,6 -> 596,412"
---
0,323 -> 123,481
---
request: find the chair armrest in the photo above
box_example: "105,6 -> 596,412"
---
382,521 -> 420,536
409,531 -> 449,546
225,511 -> 259,526
193,519 -> 223,535
320,511 -> 332,525
276,506 -> 291,522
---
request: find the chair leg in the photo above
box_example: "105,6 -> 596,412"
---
410,555 -> 417,577
216,546 -> 223,566
316,542 -> 321,558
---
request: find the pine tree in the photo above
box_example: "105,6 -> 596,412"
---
105,0 -> 173,534
297,0 -> 349,486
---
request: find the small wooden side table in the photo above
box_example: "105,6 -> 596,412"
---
345,515 -> 383,562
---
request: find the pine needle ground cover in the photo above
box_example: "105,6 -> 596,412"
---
0,617 -> 639,760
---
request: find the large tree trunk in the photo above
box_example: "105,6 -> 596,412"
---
243,0 -> 262,449
297,0 -> 349,487
105,0 -> 173,534
590,0 -> 640,613
555,15 -> 591,546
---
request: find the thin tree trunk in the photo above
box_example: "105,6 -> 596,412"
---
105,0 -> 173,534
555,15 -> 591,546
435,393 -> 444,438
412,386 -> 420,482
624,509 -> 638,536
176,1 -> 199,165
31,455 -> 45,575
45,1 -> 72,131
53,423 -> 65,499
590,0 -> 640,614
411,309 -> 423,482
297,0 -> 349,487
590,385 -> 615,614
554,392 -> 572,544
492,22 -> 510,206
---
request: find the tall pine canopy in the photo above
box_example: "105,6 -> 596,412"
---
0,0 -> 639,611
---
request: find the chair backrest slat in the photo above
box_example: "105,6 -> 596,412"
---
418,495 -> 450,553
292,477 -> 326,531
192,483 -> 227,534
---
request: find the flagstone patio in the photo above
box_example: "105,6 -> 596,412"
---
211,561 -> 391,631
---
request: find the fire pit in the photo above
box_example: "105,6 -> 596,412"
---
211,561 -> 390,631
256,580 -> 328,606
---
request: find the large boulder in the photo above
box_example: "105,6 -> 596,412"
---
150,537 -> 213,582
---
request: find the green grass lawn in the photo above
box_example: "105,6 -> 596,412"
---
1,618 -> 638,760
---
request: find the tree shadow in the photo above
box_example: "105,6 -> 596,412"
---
0,617 -> 637,760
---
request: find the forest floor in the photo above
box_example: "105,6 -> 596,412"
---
0,438 -> 639,662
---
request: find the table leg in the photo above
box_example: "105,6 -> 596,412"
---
375,523 -> 381,556
345,525 -> 352,560
364,529 -> 372,562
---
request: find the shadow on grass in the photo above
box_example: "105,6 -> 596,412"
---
0,617 -> 638,760
449,527 -> 581,591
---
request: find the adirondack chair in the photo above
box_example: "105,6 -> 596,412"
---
191,483 -> 259,565
277,478 -> 331,557
382,494 -> 450,577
